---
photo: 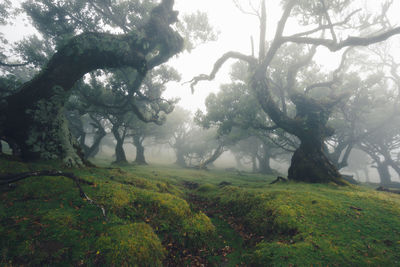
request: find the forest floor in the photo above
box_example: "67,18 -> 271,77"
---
1,155 -> 400,266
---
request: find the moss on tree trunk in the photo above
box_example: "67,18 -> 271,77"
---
0,0 -> 183,166
283,95 -> 346,185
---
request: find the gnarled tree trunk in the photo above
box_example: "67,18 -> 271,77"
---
0,0 -> 183,166
133,135 -> 147,165
376,161 -> 392,185
286,96 -> 346,184
112,125 -> 127,164
288,140 -> 343,183
84,130 -> 106,159
197,144 -> 224,169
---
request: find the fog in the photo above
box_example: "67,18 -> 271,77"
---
1,0 -> 400,187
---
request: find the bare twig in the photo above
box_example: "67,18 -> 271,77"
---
288,9 -> 361,38
187,51 -> 256,92
0,170 -> 108,221
320,0 -> 337,43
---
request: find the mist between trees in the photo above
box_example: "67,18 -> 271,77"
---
0,0 -> 400,184
2,1 -> 400,266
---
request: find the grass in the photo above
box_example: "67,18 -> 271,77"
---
1,156 -> 400,266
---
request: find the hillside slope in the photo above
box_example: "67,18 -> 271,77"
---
1,156 -> 400,266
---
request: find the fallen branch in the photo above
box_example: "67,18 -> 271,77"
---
0,170 -> 108,221
376,186 -> 400,195
0,170 -> 94,185
270,176 -> 288,184
350,206 -> 363,211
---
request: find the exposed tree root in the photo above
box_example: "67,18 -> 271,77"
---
0,170 -> 108,221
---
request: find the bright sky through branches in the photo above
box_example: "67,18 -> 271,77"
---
165,0 -> 400,112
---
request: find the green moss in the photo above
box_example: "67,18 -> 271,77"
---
196,183 -> 217,192
2,160 -> 400,266
97,223 -> 165,266
181,212 -> 216,249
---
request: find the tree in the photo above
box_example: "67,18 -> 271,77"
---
127,115 -> 162,165
195,60 -> 297,174
0,0 -> 184,166
326,45 -> 400,184
190,0 -> 400,184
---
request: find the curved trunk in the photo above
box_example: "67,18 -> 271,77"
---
387,159 -> 400,178
286,96 -> 346,184
114,139 -> 127,164
0,0 -> 183,166
133,136 -> 147,165
251,57 -> 346,184
112,126 -> 127,164
288,140 -> 344,184
85,129 -> 106,159
377,161 -> 392,185
197,144 -> 224,169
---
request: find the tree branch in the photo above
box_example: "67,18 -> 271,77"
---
259,0 -> 266,61
0,61 -> 30,67
282,26 -> 400,51
188,51 -> 256,92
262,0 -> 296,70
288,9 -> 361,38
320,0 -> 337,43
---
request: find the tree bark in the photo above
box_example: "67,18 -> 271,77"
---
257,144 -> 274,174
133,136 -> 147,165
288,142 -> 345,184
285,96 -> 346,185
111,125 -> 127,164
387,159 -> 400,179
84,127 -> 106,159
197,144 -> 224,169
0,0 -> 183,166
376,161 -> 392,185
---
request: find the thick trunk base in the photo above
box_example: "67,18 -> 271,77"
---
4,92 -> 85,167
288,146 -> 347,185
134,153 -> 147,165
134,141 -> 147,165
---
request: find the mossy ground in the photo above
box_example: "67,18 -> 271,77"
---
1,156 -> 400,266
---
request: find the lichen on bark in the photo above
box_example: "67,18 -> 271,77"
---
0,0 -> 183,166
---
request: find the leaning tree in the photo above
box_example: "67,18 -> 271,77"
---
195,60 -> 298,173
190,0 -> 400,184
0,0 -> 184,166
